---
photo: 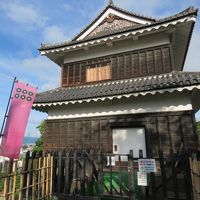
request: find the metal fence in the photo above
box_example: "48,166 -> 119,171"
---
0,149 -> 199,200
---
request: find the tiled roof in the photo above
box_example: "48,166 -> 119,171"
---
39,6 -> 198,51
72,4 -> 156,41
34,71 -> 200,104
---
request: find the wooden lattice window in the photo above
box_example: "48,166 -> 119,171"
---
86,64 -> 111,82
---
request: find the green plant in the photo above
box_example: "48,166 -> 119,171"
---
32,121 -> 45,153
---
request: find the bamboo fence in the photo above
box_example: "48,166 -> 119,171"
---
0,152 -> 53,200
190,156 -> 200,200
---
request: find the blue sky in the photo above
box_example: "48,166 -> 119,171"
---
0,0 -> 200,137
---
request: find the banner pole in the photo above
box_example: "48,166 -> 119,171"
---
0,77 -> 17,137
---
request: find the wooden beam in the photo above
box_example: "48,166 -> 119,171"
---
106,41 -> 113,47
83,46 -> 89,51
132,35 -> 139,41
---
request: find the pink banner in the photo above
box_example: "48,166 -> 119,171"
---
0,81 -> 37,159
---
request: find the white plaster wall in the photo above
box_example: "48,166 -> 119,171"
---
112,128 -> 146,158
64,32 -> 169,64
48,92 -> 192,119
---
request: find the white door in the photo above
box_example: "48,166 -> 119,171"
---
112,127 -> 146,158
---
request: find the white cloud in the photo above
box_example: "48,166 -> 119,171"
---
113,0 -> 199,18
114,0 -> 172,17
0,55 -> 60,91
63,3 -> 73,12
0,1 -> 47,28
43,25 -> 67,43
26,110 -> 47,137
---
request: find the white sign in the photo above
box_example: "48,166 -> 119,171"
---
137,172 -> 148,186
138,159 -> 156,172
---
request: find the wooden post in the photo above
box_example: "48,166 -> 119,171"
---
139,149 -> 147,198
26,157 -> 32,200
182,151 -> 192,200
31,157 -> 37,200
109,155 -> 113,195
18,158 -> 25,200
97,151 -> 103,197
23,151 -> 30,197
11,161 -> 17,200
119,155 -> 123,196
64,152 -> 70,194
79,151 -> 85,195
128,150 -> 135,200
189,154 -> 200,200
170,149 -> 179,200
50,155 -> 54,198
44,155 -> 48,198
8,160 -> 14,200
70,150 -> 77,194
52,151 -> 57,194
4,160 -> 13,200
3,162 -> 8,200
41,156 -> 46,199
82,150 -> 86,195
57,151 -> 62,195
159,150 -> 167,197
37,157 -> 42,199
47,153 -> 50,197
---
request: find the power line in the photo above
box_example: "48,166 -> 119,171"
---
0,72 -> 15,81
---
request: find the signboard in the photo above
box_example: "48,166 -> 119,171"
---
137,172 -> 147,186
138,159 -> 156,173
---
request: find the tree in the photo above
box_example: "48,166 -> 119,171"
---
32,121 -> 45,153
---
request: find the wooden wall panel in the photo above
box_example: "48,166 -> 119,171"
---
146,117 -> 158,157
147,50 -> 154,75
154,48 -> 163,74
169,116 -> 182,152
91,120 -> 99,149
132,53 -> 140,77
139,51 -> 147,76
157,117 -> 171,156
181,115 -> 197,149
44,111 -> 198,156
125,54 -> 132,78
62,45 -> 173,87
60,122 -> 68,148
75,121 -> 82,148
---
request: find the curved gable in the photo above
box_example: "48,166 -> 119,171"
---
75,6 -> 154,41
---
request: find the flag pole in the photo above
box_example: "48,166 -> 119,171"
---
0,77 -> 17,137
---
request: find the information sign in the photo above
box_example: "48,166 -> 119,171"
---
137,172 -> 148,186
138,159 -> 156,172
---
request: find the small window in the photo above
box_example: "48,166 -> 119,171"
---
86,64 -> 111,82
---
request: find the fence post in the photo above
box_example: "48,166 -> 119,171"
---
4,160 -> 13,200
128,149 -> 135,200
170,149 -> 179,200
98,151 -> 103,197
159,149 -> 167,198
182,150 -> 192,200
64,152 -> 70,194
57,151 -> 62,196
189,153 -> 200,200
11,161 -> 17,200
23,151 -> 30,197
18,158 -> 25,200
52,151 -> 57,195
